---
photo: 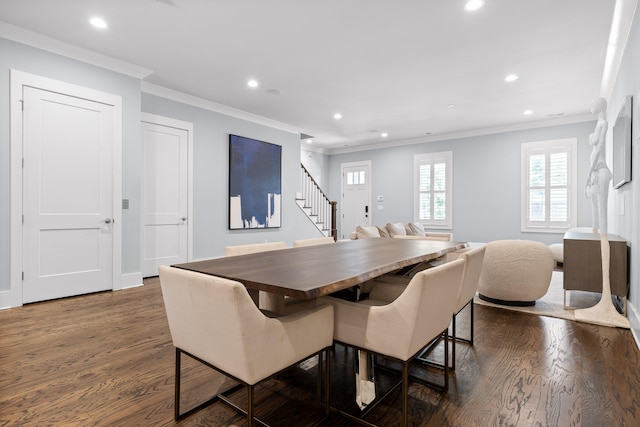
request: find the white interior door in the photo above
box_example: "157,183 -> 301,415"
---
22,87 -> 114,303
341,162 -> 372,239
141,121 -> 189,277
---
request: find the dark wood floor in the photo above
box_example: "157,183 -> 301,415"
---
1,277 -> 639,427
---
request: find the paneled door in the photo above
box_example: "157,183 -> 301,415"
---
22,87 -> 115,303
341,161 -> 372,239
141,120 -> 189,277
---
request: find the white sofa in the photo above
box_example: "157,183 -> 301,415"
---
349,221 -> 452,241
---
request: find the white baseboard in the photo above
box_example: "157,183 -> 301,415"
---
120,272 -> 143,290
628,301 -> 640,351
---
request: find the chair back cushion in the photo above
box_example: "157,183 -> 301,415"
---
224,241 -> 286,256
365,259 -> 464,360
293,236 -> 335,247
455,245 -> 486,312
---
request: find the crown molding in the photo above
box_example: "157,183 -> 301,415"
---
301,144 -> 329,155
326,113 -> 595,155
600,0 -> 638,101
0,21 -> 153,79
141,81 -> 303,136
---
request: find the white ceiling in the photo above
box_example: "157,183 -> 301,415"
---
0,0 -> 618,151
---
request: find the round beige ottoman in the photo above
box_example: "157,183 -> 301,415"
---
478,240 -> 554,306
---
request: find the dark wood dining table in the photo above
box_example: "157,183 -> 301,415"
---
173,237 -> 468,408
172,237 -> 468,301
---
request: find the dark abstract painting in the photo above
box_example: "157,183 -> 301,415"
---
229,135 -> 282,229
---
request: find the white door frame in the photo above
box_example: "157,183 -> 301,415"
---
340,160 -> 372,239
140,112 -> 194,269
4,70 -> 122,309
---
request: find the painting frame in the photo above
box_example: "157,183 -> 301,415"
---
228,134 -> 282,229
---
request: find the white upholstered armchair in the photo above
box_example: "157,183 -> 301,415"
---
158,265 -> 334,425
365,245 -> 485,370
321,259 -> 465,427
292,236 -> 335,247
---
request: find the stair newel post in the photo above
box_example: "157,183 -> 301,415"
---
330,201 -> 338,241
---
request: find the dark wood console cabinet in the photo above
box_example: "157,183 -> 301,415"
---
563,229 -> 628,298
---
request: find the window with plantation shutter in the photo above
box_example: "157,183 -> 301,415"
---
414,151 -> 452,228
521,138 -> 577,232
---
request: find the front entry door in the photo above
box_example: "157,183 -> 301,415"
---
341,162 -> 372,239
22,87 -> 115,303
141,120 -> 189,277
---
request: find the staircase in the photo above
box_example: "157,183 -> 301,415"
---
297,164 -> 337,240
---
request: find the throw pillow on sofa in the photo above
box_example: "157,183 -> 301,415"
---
408,222 -> 426,236
376,226 -> 391,238
386,222 -> 407,237
356,225 -> 381,239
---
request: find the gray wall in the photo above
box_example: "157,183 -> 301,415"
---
327,121 -> 596,245
607,6 -> 640,328
0,38 -> 321,294
0,38 -> 141,291
301,147 -> 330,189
142,94 -> 321,261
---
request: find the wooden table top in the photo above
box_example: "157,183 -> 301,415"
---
173,238 -> 467,300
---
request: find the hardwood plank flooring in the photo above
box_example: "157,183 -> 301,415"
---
1,277 -> 639,426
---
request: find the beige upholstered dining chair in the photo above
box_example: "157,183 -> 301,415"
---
224,241 -> 287,311
158,265 -> 334,425
365,245 -> 485,370
292,236 -> 335,247
445,245 -> 485,369
224,241 -> 287,256
321,259 -> 465,427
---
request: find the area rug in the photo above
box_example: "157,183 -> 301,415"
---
473,271 -> 602,321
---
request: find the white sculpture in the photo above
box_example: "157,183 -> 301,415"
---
574,97 -> 630,328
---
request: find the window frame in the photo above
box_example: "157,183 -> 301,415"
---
521,138 -> 577,233
413,151 -> 453,229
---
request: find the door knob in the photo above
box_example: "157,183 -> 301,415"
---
181,217 -> 187,221
104,218 -> 112,224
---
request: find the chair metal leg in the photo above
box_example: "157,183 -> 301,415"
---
247,384 -> 254,427
450,300 -> 475,371
324,348 -> 331,416
443,330 -> 449,392
317,353 -> 323,401
451,314 -> 457,371
174,348 -> 223,421
402,361 -> 409,427
470,301 -> 474,345
174,348 -> 181,421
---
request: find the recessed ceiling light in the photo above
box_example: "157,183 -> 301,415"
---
523,110 -> 533,115
334,113 -> 343,119
247,79 -> 259,88
505,74 -> 519,82
381,133 -> 388,138
446,104 -> 455,109
89,17 -> 108,29
305,139 -> 313,144
464,0 -> 485,12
